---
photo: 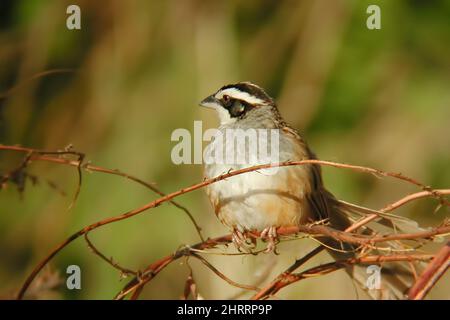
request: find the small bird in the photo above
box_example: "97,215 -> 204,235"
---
200,81 -> 423,299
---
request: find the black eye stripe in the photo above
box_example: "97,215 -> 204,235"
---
222,98 -> 248,108
224,99 -> 255,118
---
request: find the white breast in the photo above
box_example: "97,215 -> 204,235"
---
204,126 -> 313,232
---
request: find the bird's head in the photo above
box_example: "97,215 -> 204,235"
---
199,82 -> 275,125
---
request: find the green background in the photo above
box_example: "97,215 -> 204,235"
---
0,0 -> 449,299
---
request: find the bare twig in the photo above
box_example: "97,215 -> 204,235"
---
408,241 -> 450,300
115,236 -> 233,300
259,254 -> 435,300
249,191 -> 450,300
0,145 -> 204,242
190,252 -> 260,292
0,145 -> 84,208
4,144 -> 448,300
117,221 -> 450,300
84,232 -> 137,277
251,246 -> 326,300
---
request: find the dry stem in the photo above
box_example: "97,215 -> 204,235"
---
1,144 -> 448,300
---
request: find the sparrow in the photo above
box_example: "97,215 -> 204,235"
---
199,81 -> 424,299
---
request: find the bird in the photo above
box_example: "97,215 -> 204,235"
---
199,81 -> 424,299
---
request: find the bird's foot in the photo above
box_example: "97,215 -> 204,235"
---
231,229 -> 256,253
260,226 -> 279,254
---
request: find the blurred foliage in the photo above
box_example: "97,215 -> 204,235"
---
0,0 -> 449,299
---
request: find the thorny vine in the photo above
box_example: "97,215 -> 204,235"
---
0,144 -> 449,300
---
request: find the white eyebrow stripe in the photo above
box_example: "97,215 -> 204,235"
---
215,88 -> 266,105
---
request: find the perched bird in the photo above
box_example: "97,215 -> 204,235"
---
200,81 -> 423,299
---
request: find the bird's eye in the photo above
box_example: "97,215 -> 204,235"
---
222,95 -> 233,108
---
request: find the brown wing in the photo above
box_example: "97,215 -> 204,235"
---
306,173 -> 331,222
282,125 -> 334,224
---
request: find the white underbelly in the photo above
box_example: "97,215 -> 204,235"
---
204,132 -> 313,231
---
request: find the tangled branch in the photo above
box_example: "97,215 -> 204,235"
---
1,144 -> 448,300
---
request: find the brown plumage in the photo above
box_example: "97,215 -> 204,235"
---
200,81 -> 424,299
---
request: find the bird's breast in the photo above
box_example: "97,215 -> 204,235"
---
203,128 -> 314,231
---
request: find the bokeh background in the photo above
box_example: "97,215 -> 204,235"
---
0,0 -> 449,299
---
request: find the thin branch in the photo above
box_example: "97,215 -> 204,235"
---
117,220 -> 449,300
0,145 -> 204,242
253,254 -> 434,300
84,232 -> 137,277
251,246 -> 325,300
114,236 -> 232,300
1,145 -> 84,208
190,252 -> 260,292
382,190 -> 449,213
18,186 -> 450,300
228,257 -> 277,299
7,144 -> 448,299
408,241 -> 450,300
250,190 -> 450,300
5,145 -> 448,206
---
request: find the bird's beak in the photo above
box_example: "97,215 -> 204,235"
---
199,95 -> 220,109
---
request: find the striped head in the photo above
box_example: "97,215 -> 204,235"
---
199,82 -> 275,125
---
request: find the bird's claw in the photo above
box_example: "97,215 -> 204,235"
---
260,226 -> 279,254
231,229 -> 256,253
231,227 -> 279,254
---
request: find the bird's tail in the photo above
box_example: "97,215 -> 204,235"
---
323,198 -> 427,299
